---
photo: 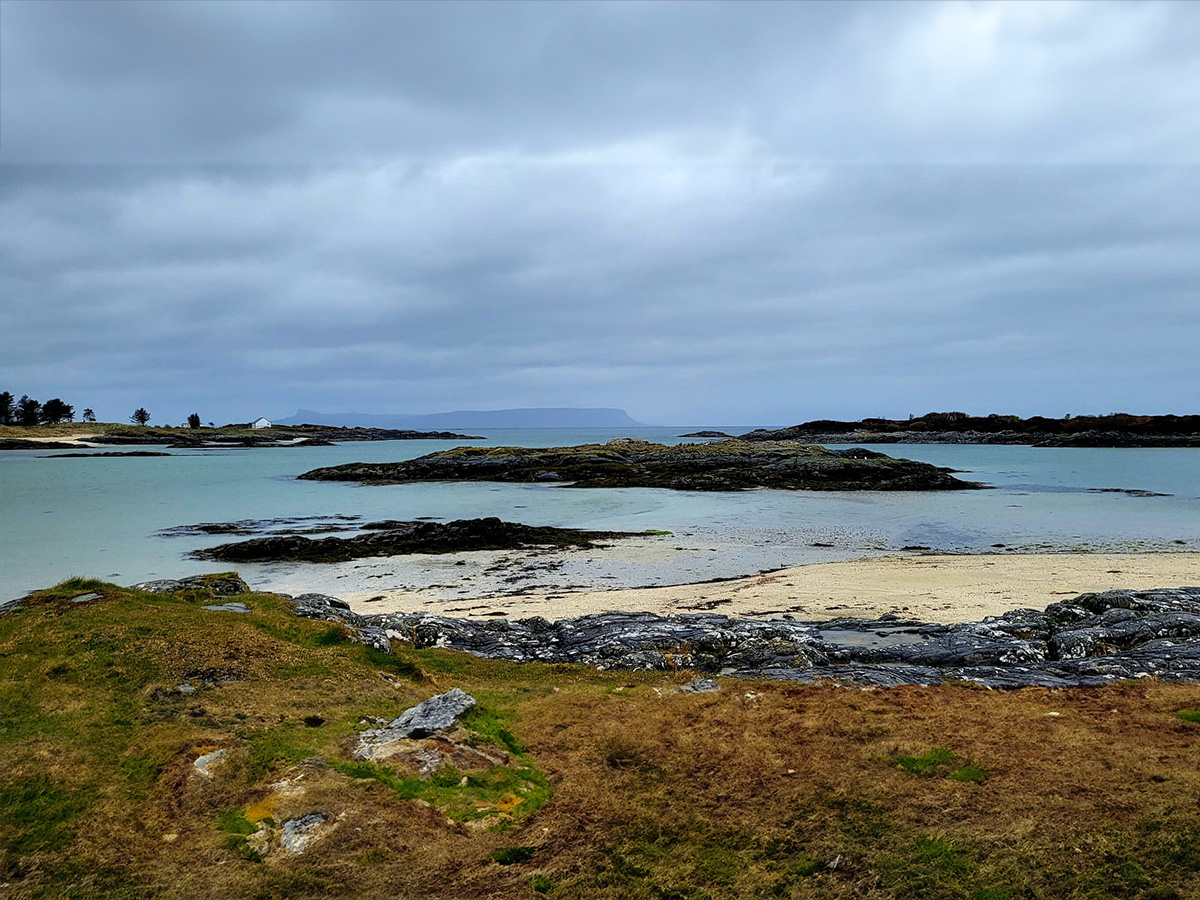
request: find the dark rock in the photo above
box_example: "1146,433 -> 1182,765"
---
679,678 -> 721,692
367,588 -> 1200,689
191,517 -> 644,563
131,574 -> 250,598
679,431 -> 734,438
298,439 -> 980,492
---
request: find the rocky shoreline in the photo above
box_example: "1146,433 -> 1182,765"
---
328,586 -> 1200,688
115,574 -> 1200,690
298,438 -> 980,491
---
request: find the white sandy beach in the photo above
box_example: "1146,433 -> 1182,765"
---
343,552 -> 1200,623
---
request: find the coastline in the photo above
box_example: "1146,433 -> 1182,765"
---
336,551 -> 1200,623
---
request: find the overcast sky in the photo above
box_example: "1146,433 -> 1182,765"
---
2,1 -> 1198,425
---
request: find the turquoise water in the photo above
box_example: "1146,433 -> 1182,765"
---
2,427 -> 1199,601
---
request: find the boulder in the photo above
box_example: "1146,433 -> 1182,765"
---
355,689 -> 477,759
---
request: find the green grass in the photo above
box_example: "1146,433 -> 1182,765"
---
948,763 -> 990,784
875,835 -> 977,899
893,746 -> 958,776
244,726 -> 320,782
0,776 -> 90,861
492,846 -> 538,865
1175,709 -> 1200,723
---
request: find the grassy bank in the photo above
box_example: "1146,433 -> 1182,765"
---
3,578 -> 1200,898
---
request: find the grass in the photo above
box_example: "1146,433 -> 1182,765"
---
892,747 -> 990,784
5,578 -> 1200,898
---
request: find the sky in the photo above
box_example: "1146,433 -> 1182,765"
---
2,1 -> 1198,426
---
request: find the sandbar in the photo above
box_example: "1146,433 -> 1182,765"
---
347,552 -> 1200,623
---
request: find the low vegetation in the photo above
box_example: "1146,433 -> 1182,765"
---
4,577 -> 1200,898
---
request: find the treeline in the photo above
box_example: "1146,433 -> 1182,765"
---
776,412 -> 1200,436
0,391 -> 94,426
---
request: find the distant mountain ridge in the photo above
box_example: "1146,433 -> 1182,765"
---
275,407 -> 644,429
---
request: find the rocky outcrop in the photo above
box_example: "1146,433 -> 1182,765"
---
191,517 -> 644,564
298,439 -> 979,492
132,573 -> 251,597
365,588 -> 1200,688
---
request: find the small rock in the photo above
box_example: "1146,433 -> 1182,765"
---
202,602 -> 251,613
280,813 -> 329,855
193,748 -> 229,778
178,684 -> 195,694
385,688 -> 476,739
679,678 -> 720,693
70,592 -> 102,604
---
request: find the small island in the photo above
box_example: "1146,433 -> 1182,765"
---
298,438 -> 979,491
191,517 -> 646,563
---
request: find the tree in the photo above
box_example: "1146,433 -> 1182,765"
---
39,398 -> 74,425
130,407 -> 151,426
82,409 -> 97,423
187,412 -> 202,429
0,392 -> 13,425
17,395 -> 41,426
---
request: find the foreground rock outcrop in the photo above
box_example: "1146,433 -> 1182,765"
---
191,517 -> 644,563
298,439 -> 979,492
288,587 -> 1200,688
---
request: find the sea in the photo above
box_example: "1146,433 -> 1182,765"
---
2,426 -> 1199,604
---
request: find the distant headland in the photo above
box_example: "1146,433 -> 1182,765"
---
274,407 -> 644,429
740,412 -> 1200,447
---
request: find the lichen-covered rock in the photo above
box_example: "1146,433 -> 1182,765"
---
132,573 -> 250,598
355,689 -> 477,759
202,602 -> 251,614
193,749 -> 229,778
279,813 -> 330,855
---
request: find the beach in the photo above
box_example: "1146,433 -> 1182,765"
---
346,551 -> 1200,623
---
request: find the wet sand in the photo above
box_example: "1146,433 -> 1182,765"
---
344,552 -> 1200,623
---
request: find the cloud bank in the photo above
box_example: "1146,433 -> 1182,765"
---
2,1 -> 1198,424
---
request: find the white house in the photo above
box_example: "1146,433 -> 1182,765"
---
251,417 -> 272,429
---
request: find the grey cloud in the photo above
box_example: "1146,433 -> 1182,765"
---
2,3 -> 1199,424
5,2 -> 1199,164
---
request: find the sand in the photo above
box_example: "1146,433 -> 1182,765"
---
11,433 -> 102,444
350,552 -> 1200,623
